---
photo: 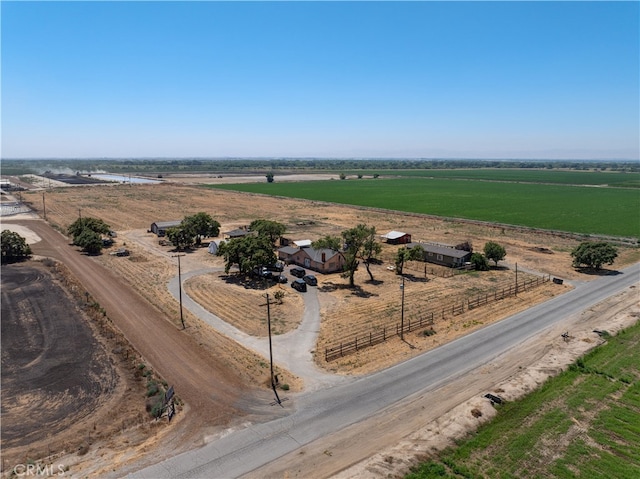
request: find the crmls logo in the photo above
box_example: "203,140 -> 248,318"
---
12,464 -> 66,476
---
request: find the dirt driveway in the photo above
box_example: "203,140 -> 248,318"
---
2,218 -> 282,477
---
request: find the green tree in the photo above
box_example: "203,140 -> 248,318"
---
266,172 -> 275,183
183,212 -> 220,245
483,241 -> 506,266
313,223 -> 381,287
67,217 -> 110,239
470,252 -> 489,271
217,234 -> 276,275
249,219 -> 286,245
166,225 -> 196,251
394,245 -> 424,275
67,217 -> 110,254
571,241 -> 618,270
74,228 -> 103,255
339,173 -> 346,180
1,230 -> 32,263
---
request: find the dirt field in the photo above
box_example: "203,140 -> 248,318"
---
7,179 -> 639,477
0,260 -> 156,473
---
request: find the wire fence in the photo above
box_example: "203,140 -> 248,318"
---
325,274 -> 550,362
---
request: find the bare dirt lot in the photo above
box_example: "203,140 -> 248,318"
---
7,180 -> 639,477
0,260 -> 154,474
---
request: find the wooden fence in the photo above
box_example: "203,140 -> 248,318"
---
325,275 -> 550,362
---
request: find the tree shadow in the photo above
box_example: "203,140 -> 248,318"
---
575,267 -> 621,276
318,281 -> 378,298
403,273 -> 429,283
221,273 -> 274,290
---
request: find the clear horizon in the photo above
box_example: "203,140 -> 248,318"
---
2,2 -> 638,160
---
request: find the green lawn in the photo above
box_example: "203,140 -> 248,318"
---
207,178 -> 640,238
406,322 -> 640,479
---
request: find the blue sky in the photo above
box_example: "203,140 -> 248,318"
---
2,1 -> 638,160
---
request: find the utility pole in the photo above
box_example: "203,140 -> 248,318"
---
42,192 -> 46,220
265,293 -> 282,405
515,262 -> 518,297
400,275 -> 405,340
172,254 -> 186,329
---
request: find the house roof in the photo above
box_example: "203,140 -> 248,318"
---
278,246 -> 341,264
224,228 -> 251,238
408,242 -> 471,259
152,220 -> 181,228
278,246 -> 299,255
382,230 -> 408,240
302,246 -> 340,263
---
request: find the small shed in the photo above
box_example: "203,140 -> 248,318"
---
150,220 -> 181,237
223,228 -> 251,240
207,239 -> 225,255
381,231 -> 412,245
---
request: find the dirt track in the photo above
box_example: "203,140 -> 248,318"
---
5,219 -> 279,468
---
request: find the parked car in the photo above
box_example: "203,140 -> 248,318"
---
253,267 -> 273,279
276,274 -> 288,284
265,261 -> 285,272
290,266 -> 306,278
302,274 -> 317,286
291,279 -> 307,292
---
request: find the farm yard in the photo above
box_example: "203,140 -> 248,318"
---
6,171 -> 639,478
18,180 -> 639,376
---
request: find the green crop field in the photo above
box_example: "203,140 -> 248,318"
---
348,169 -> 640,188
207,178 -> 640,238
406,322 -> 640,479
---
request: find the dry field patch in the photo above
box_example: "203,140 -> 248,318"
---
184,272 -> 304,336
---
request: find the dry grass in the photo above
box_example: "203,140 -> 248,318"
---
21,182 -> 638,378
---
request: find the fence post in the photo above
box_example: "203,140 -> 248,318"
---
383,327 -> 386,341
370,331 -> 372,345
340,342 -> 343,357
355,336 -> 358,351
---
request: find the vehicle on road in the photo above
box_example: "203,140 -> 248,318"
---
276,274 -> 288,284
291,279 -> 307,292
290,266 -> 306,278
303,274 -> 317,286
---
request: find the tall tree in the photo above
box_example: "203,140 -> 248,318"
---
67,217 -> 110,254
166,225 -> 196,251
483,241 -> 506,266
68,217 -> 110,239
74,228 -> 103,255
394,245 -> 424,275
217,235 -> 276,275
1,230 -> 32,263
249,219 -> 286,245
266,172 -> 275,183
182,212 -> 220,245
313,223 -> 381,287
571,241 -> 618,270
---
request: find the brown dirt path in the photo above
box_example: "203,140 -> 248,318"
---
8,219 -> 275,448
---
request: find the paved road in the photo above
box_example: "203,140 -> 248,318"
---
130,263 -> 640,479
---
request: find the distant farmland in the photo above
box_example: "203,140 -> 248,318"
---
207,177 -> 640,238
347,168 -> 640,188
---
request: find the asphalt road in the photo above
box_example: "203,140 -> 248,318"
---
130,263 -> 639,479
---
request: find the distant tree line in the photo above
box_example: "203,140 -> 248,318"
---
3,158 -> 639,176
